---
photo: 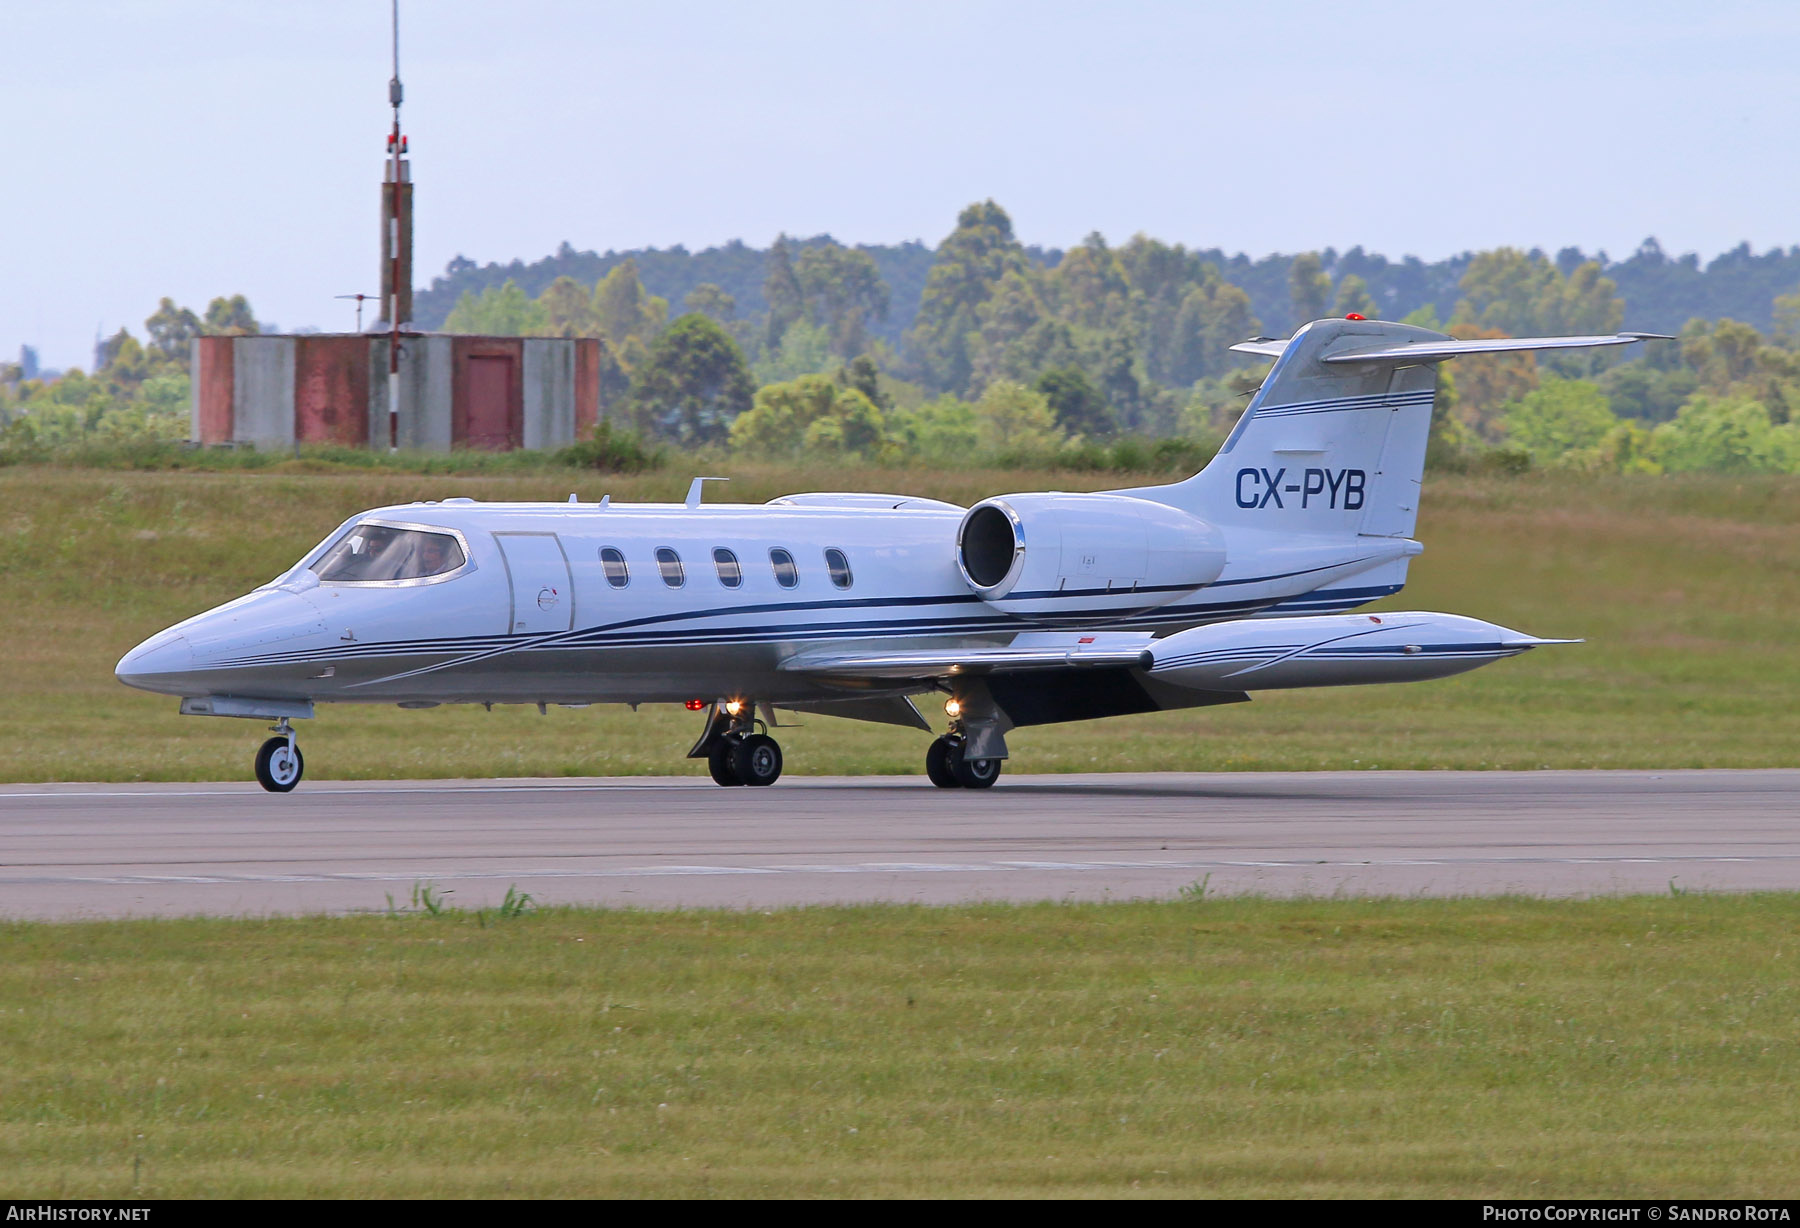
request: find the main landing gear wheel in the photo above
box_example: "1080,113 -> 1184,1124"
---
926,734 -> 1001,790
708,743 -> 744,787
926,736 -> 961,788
730,733 -> 783,787
951,749 -> 1001,790
254,736 -> 304,793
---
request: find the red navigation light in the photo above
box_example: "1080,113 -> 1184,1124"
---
685,698 -> 707,711
1345,313 -> 1366,321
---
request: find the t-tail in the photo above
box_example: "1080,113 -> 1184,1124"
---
1118,317 -> 1668,541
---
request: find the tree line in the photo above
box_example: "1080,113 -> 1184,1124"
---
7,201 -> 1800,476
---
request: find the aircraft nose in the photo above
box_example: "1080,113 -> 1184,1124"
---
115,631 -> 196,694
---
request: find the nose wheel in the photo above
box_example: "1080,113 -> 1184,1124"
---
926,734 -> 1001,790
254,720 -> 304,792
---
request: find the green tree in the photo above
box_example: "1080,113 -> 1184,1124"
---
888,395 -> 980,462
1168,280 -> 1258,384
794,243 -> 890,358
443,280 -> 546,335
906,200 -> 1030,394
753,319 -> 835,385
969,268 -> 1054,390
624,313 -> 754,446
762,237 -> 805,352
836,354 -> 892,412
973,379 -> 1062,452
1649,396 -> 1800,473
1333,274 -> 1377,319
1289,253 -> 1330,327
592,259 -> 668,349
1095,334 -> 1142,427
202,295 -> 259,336
1773,290 -> 1800,346
97,329 -> 152,392
144,298 -> 202,368
1052,233 -> 1132,333
539,276 -> 597,338
1453,249 -> 1621,346
729,374 -> 885,458
683,283 -> 737,323
1035,367 -> 1114,437
1499,377 -> 1619,463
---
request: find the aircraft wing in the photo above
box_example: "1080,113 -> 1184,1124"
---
780,631 -> 1154,681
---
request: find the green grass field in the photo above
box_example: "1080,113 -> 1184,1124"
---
6,895 -> 1800,1198
1,464 -> 1796,781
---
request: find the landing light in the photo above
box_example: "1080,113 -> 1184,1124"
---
944,698 -> 962,718
724,700 -> 745,716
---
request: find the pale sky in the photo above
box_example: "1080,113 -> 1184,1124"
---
5,0 -> 1798,370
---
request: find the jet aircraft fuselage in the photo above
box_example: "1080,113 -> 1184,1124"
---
117,318 -> 1668,791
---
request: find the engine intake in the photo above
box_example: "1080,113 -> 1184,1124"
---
956,492 -> 1226,622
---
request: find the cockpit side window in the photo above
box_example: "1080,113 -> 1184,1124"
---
310,525 -> 465,583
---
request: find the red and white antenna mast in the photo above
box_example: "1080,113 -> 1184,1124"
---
383,0 -> 408,452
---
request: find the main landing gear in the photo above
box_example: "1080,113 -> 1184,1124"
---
254,717 -> 304,793
693,702 -> 784,787
925,696 -> 1004,792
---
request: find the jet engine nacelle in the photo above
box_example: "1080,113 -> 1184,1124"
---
955,492 -> 1227,621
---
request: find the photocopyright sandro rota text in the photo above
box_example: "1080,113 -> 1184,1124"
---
1481,1208 -> 1794,1223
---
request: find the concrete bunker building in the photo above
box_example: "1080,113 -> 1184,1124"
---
192,333 -> 601,452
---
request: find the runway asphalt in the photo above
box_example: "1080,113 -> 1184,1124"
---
1,769 -> 1797,919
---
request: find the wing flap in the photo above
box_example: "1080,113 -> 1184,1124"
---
781,638 -> 1153,680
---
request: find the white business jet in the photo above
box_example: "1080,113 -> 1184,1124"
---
117,317 -> 1666,791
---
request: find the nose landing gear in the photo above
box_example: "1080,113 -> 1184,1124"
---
691,702 -> 784,787
254,718 -> 304,793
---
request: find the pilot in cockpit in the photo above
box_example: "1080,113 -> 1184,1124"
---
415,533 -> 453,577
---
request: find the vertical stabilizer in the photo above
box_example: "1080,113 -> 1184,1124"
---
1114,318 -> 1449,539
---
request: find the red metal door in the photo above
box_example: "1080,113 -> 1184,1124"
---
464,355 -> 515,450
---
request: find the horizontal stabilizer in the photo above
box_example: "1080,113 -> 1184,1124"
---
1322,332 -> 1673,365
1232,330 -> 1671,364
1227,338 -> 1289,358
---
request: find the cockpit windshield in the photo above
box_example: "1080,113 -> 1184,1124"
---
309,524 -> 465,583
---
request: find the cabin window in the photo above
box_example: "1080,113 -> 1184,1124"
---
599,547 -> 629,588
824,548 -> 853,590
713,548 -> 742,588
769,548 -> 799,589
311,525 -> 464,583
655,547 -> 685,588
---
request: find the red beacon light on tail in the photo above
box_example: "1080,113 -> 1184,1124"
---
1345,313 -> 1366,321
